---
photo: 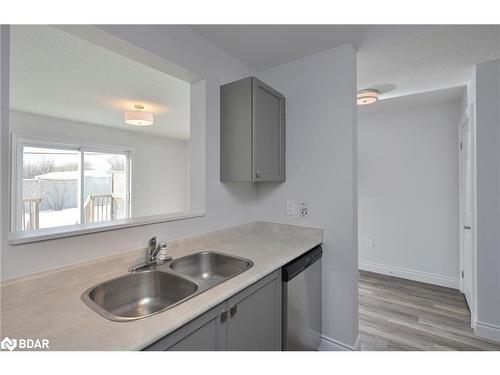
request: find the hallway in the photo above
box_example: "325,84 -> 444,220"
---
359,271 -> 500,351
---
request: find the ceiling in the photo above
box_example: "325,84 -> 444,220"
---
358,25 -> 500,99
358,86 -> 466,115
10,25 -> 500,130
192,25 -> 500,99
191,25 -> 436,71
10,26 -> 191,140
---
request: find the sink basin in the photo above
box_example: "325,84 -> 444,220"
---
82,251 -> 253,322
169,251 -> 253,280
82,270 -> 198,321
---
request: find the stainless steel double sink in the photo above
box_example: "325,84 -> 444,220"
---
81,251 -> 253,322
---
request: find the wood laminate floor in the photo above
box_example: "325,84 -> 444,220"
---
358,270 -> 500,351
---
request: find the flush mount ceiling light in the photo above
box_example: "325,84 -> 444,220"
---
124,104 -> 154,126
357,89 -> 379,106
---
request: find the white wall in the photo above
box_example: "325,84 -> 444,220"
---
1,25 -> 259,279
1,26 -> 360,350
10,110 -> 189,217
0,27 -> 8,275
473,59 -> 500,341
357,99 -> 462,288
256,44 -> 359,349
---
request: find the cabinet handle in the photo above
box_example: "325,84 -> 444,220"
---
255,172 -> 261,179
230,305 -> 238,317
220,310 -> 228,323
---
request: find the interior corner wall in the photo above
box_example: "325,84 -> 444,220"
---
358,99 -> 462,288
1,25 -> 259,280
255,44 -> 358,348
474,59 -> 500,341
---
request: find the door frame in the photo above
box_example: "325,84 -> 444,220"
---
458,103 -> 478,325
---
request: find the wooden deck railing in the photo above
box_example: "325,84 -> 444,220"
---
22,197 -> 41,230
83,194 -> 117,223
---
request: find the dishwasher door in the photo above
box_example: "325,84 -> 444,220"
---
283,246 -> 322,350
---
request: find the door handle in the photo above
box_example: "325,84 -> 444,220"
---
229,305 -> 237,317
463,225 -> 472,230
220,310 -> 228,323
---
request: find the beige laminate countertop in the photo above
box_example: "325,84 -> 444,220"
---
0,222 -> 322,350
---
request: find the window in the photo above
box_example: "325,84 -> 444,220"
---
15,138 -> 132,232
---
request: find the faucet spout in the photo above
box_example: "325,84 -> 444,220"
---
128,237 -> 171,273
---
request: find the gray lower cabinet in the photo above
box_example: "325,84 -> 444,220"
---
144,269 -> 282,351
220,76 -> 286,182
168,322 -> 218,351
144,302 -> 225,351
225,270 -> 282,350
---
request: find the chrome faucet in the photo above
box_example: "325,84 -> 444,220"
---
128,236 -> 171,273
148,237 -> 160,262
151,237 -> 171,265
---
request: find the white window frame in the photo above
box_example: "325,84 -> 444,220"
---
11,134 -> 133,233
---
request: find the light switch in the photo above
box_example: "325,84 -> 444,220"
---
366,238 -> 374,248
286,200 -> 297,216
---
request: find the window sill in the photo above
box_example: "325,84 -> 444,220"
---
8,211 -> 206,245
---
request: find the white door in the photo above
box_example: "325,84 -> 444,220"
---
459,113 -> 473,307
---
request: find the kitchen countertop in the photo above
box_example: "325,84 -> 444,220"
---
0,221 -> 322,350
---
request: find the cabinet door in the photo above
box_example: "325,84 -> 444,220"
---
252,78 -> 286,182
144,303 -> 225,351
225,270 -> 282,350
168,318 -> 219,351
220,77 -> 253,182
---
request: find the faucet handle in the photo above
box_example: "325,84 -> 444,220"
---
148,237 -> 157,252
148,237 -> 158,263
156,243 -> 171,264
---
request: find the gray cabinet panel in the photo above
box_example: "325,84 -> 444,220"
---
144,302 -> 225,351
220,77 -> 285,182
220,77 -> 253,182
168,319 -> 219,351
226,270 -> 282,350
252,79 -> 286,182
143,270 -> 282,351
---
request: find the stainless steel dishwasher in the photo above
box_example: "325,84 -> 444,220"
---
282,245 -> 322,350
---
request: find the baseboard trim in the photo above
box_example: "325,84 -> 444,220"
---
318,334 -> 360,351
353,335 -> 361,351
474,320 -> 500,343
359,260 -> 460,289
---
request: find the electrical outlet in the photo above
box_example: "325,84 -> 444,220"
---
366,238 -> 374,248
286,200 -> 297,216
298,202 -> 308,217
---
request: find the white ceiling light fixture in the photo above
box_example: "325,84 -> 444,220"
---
357,89 -> 379,106
124,104 -> 154,126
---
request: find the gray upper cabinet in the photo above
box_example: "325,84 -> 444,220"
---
221,77 -> 286,182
